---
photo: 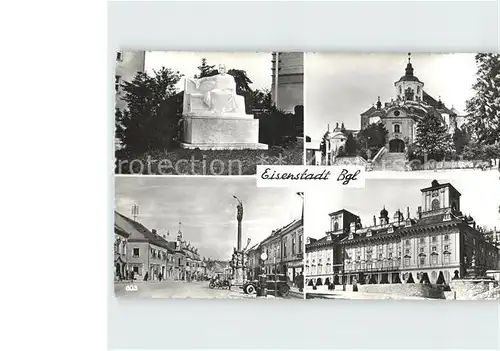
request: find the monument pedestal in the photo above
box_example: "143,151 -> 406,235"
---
180,115 -> 268,150
233,266 -> 244,286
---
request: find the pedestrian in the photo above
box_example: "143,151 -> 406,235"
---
144,271 -> 149,281
298,272 -> 304,292
159,273 -> 162,282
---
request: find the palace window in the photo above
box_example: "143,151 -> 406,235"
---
133,266 -> 139,274
444,234 -> 449,241
431,199 -> 440,211
444,245 -> 449,251
444,253 -> 450,264
431,255 -> 438,265
299,235 -> 303,253
115,75 -> 121,92
420,238 -> 425,244
388,252 -> 393,258
432,246 -> 437,252
420,247 -> 424,253
378,253 -> 383,259
394,124 -> 401,133
405,240 -> 410,245
292,236 -> 296,254
133,248 -> 140,257
432,236 -> 437,242
404,257 -> 410,265
420,256 -> 426,265
405,249 -> 410,254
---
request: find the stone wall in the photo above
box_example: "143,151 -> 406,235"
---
450,279 -> 499,300
358,283 -> 445,299
333,156 -> 368,167
408,159 -> 492,171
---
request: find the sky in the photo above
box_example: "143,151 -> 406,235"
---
305,173 -> 500,241
305,53 -> 478,140
145,51 -> 272,91
115,176 -> 302,261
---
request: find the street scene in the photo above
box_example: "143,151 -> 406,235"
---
305,53 -> 500,173
305,174 -> 500,300
114,176 -> 304,299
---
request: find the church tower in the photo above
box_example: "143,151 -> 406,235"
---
420,180 -> 461,216
176,222 -> 183,249
394,53 -> 424,102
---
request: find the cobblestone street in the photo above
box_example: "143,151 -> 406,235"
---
115,281 -> 302,299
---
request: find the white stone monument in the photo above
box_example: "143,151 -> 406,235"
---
180,64 -> 268,150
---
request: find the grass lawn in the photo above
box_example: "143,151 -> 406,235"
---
115,139 -> 304,176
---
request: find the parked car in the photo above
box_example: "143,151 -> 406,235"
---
242,274 -> 290,297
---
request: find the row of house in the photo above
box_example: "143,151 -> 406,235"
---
114,211 -> 209,282
245,217 -> 304,284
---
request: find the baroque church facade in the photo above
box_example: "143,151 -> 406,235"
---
360,53 -> 463,154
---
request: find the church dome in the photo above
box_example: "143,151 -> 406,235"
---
396,53 -> 422,83
380,206 -> 388,217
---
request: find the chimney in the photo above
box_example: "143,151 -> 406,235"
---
373,215 -> 376,226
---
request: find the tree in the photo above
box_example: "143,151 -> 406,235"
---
357,122 -> 389,158
413,112 -> 453,161
465,53 -> 500,145
345,133 -> 357,156
250,88 -> 273,112
118,68 -> 183,153
195,58 -> 217,78
357,123 -> 388,149
452,127 -> 469,154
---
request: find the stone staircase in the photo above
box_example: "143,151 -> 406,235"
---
372,151 -> 407,171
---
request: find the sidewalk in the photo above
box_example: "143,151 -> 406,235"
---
306,289 -> 432,300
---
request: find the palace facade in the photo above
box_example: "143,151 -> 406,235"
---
305,180 -> 500,288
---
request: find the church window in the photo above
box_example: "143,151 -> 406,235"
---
417,86 -> 421,94
394,124 -> 401,133
431,199 -> 440,210
333,221 -> 339,231
405,87 -> 415,101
